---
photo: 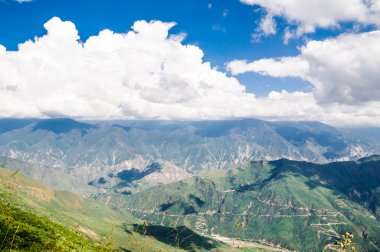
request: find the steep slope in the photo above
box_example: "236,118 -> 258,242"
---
0,156 -> 91,194
273,121 -> 373,161
0,188 -> 112,251
0,168 -> 137,250
118,157 -> 380,251
0,169 -> 215,251
0,167 -> 252,251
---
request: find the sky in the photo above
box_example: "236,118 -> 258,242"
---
0,0 -> 379,126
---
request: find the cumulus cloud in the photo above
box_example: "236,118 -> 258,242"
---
241,0 -> 380,40
228,30 -> 380,106
0,17 -> 258,120
302,31 -> 380,105
1,17 -> 380,126
227,30 -> 380,125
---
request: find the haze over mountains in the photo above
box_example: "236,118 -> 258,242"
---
0,117 -> 378,193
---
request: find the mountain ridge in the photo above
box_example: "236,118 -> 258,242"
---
0,117 -> 378,196
115,157 -> 380,251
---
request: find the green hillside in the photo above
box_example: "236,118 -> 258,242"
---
117,157 -> 380,251
0,168 -> 247,251
0,189 -> 113,251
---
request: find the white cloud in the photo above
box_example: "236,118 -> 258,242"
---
251,13 -> 277,42
1,17 -> 380,126
227,30 -> 380,125
371,0 -> 380,12
258,14 -> 276,35
301,31 -> 380,105
0,45 -> 5,55
240,0 -> 380,39
0,17 -> 257,120
228,30 -> 380,105
227,57 -> 308,78
253,91 -> 380,126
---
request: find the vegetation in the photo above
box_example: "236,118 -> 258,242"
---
117,158 -> 380,251
324,232 -> 357,252
0,190 -> 114,251
334,233 -> 356,251
0,167 -> 248,251
2,153 -> 379,251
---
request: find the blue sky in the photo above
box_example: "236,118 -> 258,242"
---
0,0 -> 379,126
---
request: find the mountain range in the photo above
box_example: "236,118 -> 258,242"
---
1,117 -> 380,251
0,118 -> 378,194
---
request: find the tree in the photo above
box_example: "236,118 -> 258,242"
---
324,232 -> 357,252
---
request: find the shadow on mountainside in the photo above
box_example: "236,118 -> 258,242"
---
246,156 -> 380,214
126,224 -> 219,250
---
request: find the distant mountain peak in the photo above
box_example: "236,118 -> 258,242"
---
32,118 -> 96,134
111,124 -> 131,132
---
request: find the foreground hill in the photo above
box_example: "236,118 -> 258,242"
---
0,187 -> 109,251
115,156 -> 380,251
0,168 -> 246,251
0,118 -> 378,195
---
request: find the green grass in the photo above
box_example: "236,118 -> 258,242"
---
0,168 -> 179,251
0,189 -> 115,251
